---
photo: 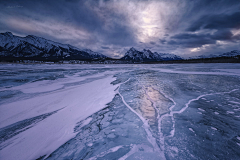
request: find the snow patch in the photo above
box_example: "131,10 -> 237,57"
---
79,117 -> 93,129
189,128 -> 194,132
198,108 -> 205,112
211,127 -> 217,131
0,75 -> 118,160
227,111 -> 234,114
229,101 -> 240,105
89,145 -> 124,160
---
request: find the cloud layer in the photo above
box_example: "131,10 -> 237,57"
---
0,0 -> 239,58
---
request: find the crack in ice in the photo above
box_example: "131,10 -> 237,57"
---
143,86 -> 177,151
117,79 -> 165,159
145,86 -> 238,153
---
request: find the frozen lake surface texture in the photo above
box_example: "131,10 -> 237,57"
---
0,63 -> 240,160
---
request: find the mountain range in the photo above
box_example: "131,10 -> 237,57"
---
0,32 -> 183,62
0,32 -> 239,63
189,50 -> 240,59
121,47 -> 182,62
0,32 -> 107,61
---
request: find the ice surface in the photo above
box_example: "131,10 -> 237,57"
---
0,63 -> 240,160
0,66 -> 120,160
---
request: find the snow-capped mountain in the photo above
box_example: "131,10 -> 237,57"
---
120,47 -> 182,62
189,50 -> 240,60
0,32 -> 107,60
157,52 -> 183,61
220,50 -> 240,57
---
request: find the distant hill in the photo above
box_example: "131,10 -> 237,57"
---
189,50 -> 240,60
180,50 -> 240,63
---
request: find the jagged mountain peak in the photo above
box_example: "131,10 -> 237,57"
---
24,34 -> 56,43
129,47 -> 137,51
121,47 -> 182,62
25,35 -> 49,42
142,49 -> 151,52
1,32 -> 13,37
142,49 -> 153,54
0,32 -> 108,60
123,47 -> 140,57
26,34 -> 38,38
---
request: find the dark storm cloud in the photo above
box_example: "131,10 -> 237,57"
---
100,23 -> 136,46
150,41 -> 156,45
169,33 -> 216,48
170,29 -> 240,48
0,0 -> 240,57
172,33 -> 209,40
187,11 -> 240,32
101,46 -> 110,49
159,39 -> 166,44
169,0 -> 240,50
211,30 -> 234,40
0,0 -> 137,50
233,34 -> 240,40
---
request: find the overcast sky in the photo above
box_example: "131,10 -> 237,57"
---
0,0 -> 240,58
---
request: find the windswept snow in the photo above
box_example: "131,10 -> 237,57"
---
0,68 -> 119,160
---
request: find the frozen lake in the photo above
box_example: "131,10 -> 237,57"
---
0,63 -> 240,160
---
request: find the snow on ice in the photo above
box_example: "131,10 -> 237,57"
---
0,63 -> 240,160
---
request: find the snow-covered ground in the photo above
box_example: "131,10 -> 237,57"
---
0,63 -> 240,160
